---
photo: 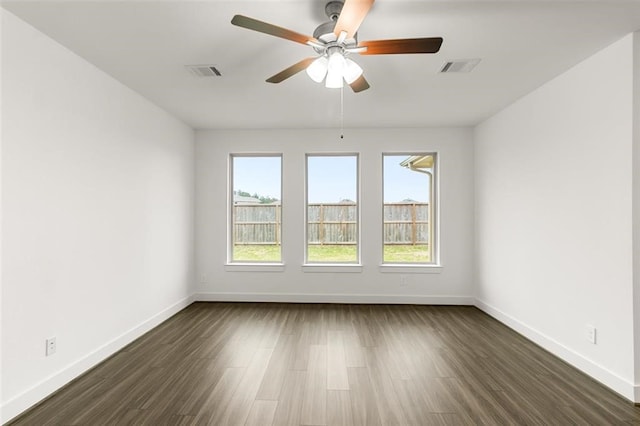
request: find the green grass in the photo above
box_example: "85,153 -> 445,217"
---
383,244 -> 430,263
233,245 -> 281,262
233,244 -> 430,263
307,245 -> 357,262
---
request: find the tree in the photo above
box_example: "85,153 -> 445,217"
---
258,195 -> 278,204
234,189 -> 278,204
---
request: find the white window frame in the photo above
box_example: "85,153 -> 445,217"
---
303,153 -> 361,268
380,152 -> 440,270
227,153 -> 284,266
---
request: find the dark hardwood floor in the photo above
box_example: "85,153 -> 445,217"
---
9,302 -> 640,425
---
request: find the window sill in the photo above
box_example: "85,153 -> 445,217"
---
225,263 -> 285,272
379,264 -> 442,274
302,264 -> 363,273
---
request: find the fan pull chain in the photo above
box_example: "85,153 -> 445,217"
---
340,85 -> 344,139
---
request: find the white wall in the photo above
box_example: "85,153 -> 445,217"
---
475,34 -> 636,400
195,127 -> 474,303
633,32 -> 640,398
0,8 -> 4,415
1,11 -> 195,422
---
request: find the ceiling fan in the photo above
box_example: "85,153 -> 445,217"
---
231,0 -> 443,93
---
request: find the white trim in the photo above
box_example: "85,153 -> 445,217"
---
301,264 -> 363,273
1,295 -> 195,424
195,292 -> 473,305
382,151 -> 440,266
474,298 -> 638,403
228,153 -> 284,265
379,265 -> 442,274
304,153 -> 360,264
224,263 -> 285,272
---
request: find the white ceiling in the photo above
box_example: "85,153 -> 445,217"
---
4,1 -> 640,130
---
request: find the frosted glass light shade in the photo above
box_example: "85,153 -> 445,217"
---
325,68 -> 344,88
306,56 -> 328,83
343,58 -> 363,84
327,51 -> 346,74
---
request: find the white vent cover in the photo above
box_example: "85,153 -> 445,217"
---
186,65 -> 222,77
440,58 -> 481,73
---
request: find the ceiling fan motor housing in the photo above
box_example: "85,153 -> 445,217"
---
313,1 -> 344,42
325,1 -> 344,20
313,21 -> 337,41
313,1 -> 357,50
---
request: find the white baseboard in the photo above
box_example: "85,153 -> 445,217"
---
194,292 -> 475,305
474,299 -> 637,403
1,294 -> 195,424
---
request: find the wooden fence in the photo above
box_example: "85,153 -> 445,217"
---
233,204 -> 281,245
233,202 -> 429,245
307,203 -> 357,245
383,202 -> 429,245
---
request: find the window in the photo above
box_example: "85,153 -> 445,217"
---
229,155 -> 282,263
383,153 -> 436,264
306,154 -> 359,263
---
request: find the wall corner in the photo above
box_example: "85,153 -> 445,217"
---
632,31 -> 640,399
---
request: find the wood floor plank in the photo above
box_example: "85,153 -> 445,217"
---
426,412 -> 474,425
66,365 -> 168,424
244,400 -> 278,426
144,359 -> 221,419
256,333 -> 296,400
362,346 -> 408,425
327,330 -> 350,390
391,378 -> 431,425
176,360 -> 228,416
192,367 -> 244,424
327,390 -> 354,426
8,373 -> 106,426
272,370 -> 307,426
215,348 -> 274,426
346,367 -> 382,426
406,377 -> 457,416
301,344 -> 328,425
292,322 -> 313,371
342,330 -> 366,368
8,302 -> 640,425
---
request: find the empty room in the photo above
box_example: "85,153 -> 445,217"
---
2,0 -> 640,424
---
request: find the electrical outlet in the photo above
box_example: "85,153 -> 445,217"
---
585,325 -> 597,344
199,274 -> 207,284
46,337 -> 57,356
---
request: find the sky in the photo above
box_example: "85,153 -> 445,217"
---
307,156 -> 357,203
233,154 -> 431,203
383,155 -> 431,203
233,156 -> 282,199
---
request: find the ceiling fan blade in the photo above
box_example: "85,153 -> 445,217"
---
231,15 -> 318,46
359,37 -> 443,55
349,75 -> 370,93
333,0 -> 374,40
266,57 -> 316,83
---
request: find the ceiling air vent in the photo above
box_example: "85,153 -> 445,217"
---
440,58 -> 481,73
186,65 -> 222,77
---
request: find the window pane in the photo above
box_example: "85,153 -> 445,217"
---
231,155 -> 282,262
383,154 -> 435,264
306,155 -> 358,263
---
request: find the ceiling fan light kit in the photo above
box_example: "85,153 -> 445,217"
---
343,59 -> 363,84
306,56 -> 329,83
325,65 -> 345,89
231,0 -> 444,93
